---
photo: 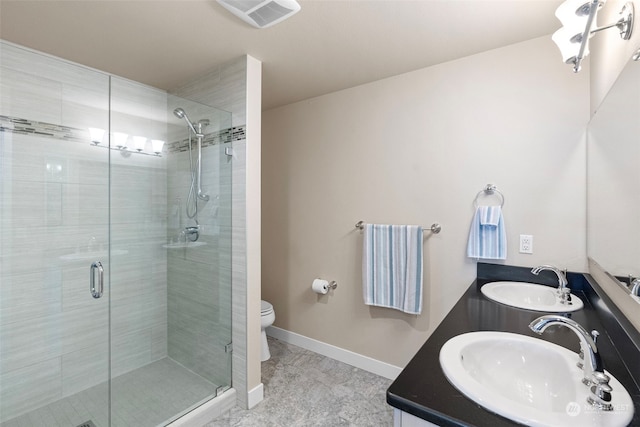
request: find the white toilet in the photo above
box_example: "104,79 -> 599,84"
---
260,300 -> 275,361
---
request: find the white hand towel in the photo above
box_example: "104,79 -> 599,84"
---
362,224 -> 423,314
467,206 -> 506,259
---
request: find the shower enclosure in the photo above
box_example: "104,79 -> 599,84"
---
0,42 -> 233,426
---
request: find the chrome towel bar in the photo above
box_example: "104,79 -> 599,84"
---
355,221 -> 442,234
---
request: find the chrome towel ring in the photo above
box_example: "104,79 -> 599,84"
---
474,184 -> 504,208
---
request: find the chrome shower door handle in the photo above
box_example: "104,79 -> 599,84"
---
90,261 -> 104,298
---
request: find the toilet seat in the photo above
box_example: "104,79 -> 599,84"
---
261,300 -> 273,316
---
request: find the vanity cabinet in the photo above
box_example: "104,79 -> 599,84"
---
386,263 -> 640,427
393,409 -> 439,427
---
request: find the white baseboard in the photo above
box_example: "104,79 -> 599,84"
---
247,383 -> 264,409
266,326 -> 402,380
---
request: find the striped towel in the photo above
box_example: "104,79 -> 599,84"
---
467,206 -> 506,259
362,224 -> 423,315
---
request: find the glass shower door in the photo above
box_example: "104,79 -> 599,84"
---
0,41 -> 111,426
165,95 -> 234,394
1,41 -> 234,427
106,88 -> 233,426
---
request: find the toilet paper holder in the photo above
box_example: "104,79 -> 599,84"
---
316,279 -> 338,290
317,279 -> 338,290
312,278 -> 338,295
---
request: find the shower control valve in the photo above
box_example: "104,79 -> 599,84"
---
184,226 -> 200,242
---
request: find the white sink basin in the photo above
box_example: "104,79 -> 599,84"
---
481,281 -> 584,312
440,331 -> 633,427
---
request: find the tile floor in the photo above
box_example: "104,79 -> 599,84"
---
206,337 -> 394,426
3,338 -> 394,427
2,358 -> 218,427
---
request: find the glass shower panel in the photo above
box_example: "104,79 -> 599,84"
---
107,77 -> 172,426
0,42 -> 111,426
165,95 -> 233,416
107,86 -> 233,426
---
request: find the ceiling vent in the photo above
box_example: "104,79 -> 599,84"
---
217,0 -> 301,29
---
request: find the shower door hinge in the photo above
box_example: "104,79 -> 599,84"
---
225,343 -> 233,353
216,385 -> 231,397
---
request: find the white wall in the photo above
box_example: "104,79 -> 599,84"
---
262,36 -> 589,368
590,0 -> 640,114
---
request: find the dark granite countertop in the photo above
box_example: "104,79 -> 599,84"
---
386,263 -> 640,426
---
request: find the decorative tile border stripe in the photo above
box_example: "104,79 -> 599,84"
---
167,125 -> 246,154
0,115 -> 246,154
0,115 -> 88,143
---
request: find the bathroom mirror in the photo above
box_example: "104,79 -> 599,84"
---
587,57 -> 640,283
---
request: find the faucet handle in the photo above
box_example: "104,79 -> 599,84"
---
591,330 -> 599,344
558,287 -> 572,305
587,371 -> 613,411
184,225 -> 200,242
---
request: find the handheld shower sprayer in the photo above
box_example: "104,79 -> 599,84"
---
174,107 -> 210,222
173,108 -> 203,137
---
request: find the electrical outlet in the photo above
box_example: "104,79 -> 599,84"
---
520,234 -> 533,254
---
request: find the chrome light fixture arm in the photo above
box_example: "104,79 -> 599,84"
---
588,2 -> 634,39
572,0 -> 600,73
554,0 -> 634,73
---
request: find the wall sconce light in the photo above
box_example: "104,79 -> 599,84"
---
552,0 -> 634,72
88,127 -> 105,145
113,132 -> 129,150
88,128 -> 163,158
151,139 -> 165,155
132,136 -> 147,152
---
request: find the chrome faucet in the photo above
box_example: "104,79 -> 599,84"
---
531,265 -> 571,305
529,315 -> 613,411
631,278 -> 640,297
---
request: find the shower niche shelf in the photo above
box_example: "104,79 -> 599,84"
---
91,144 -> 163,157
60,249 -> 128,261
162,241 -> 207,249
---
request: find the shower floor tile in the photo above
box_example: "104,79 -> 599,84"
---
1,358 -> 218,427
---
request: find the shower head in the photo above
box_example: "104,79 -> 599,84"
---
173,108 -> 186,119
173,107 -> 200,136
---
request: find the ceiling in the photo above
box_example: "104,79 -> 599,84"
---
0,0 -> 563,110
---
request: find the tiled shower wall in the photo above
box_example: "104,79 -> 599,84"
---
0,42 -> 168,422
